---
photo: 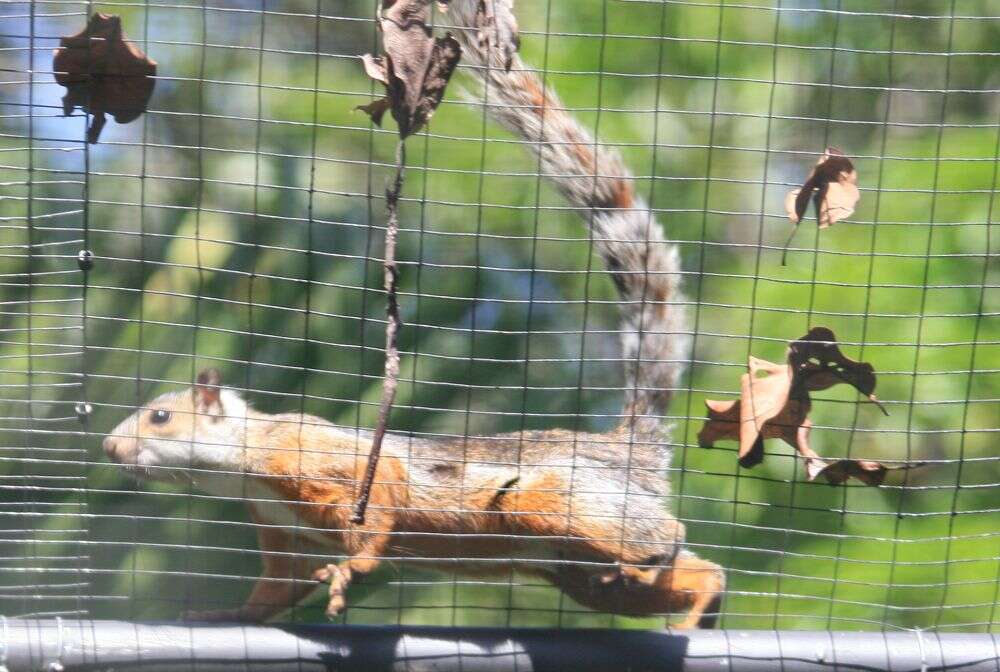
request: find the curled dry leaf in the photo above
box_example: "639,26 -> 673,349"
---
359,0 -> 462,139
52,13 -> 156,143
358,55 -> 393,126
796,439 -> 922,486
781,147 -> 860,264
788,326 -> 887,415
697,327 -> 919,486
785,148 -> 860,228
804,455 -> 922,487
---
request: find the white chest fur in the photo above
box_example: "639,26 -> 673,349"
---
186,468 -> 340,549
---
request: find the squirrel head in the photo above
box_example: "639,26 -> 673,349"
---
103,368 -> 249,478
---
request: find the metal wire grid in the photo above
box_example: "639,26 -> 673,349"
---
0,0 -> 998,630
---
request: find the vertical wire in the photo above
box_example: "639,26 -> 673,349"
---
455,0 -> 490,627
182,0 -> 209,618
22,0 -> 36,619
677,0 -> 726,626
241,3 -> 268,616
824,0 -> 900,630
75,0 -> 94,618
728,0 -> 784,628
398,124 -> 427,627
349,1 -> 396,623
982,104 -> 1000,636
228,0 -> 268,618
400,22 -> 440,629
292,0 -> 324,626
801,0 -> 842,314
561,0 -> 609,627
935,15 -> 999,633
509,0 -> 555,627
880,0 -> 957,631
128,0 -> 153,622
352,3 -> 383,592
770,0 -> 843,630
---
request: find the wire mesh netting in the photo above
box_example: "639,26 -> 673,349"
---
1,0 -> 998,632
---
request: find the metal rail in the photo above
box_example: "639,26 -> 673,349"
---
1,619 -> 999,672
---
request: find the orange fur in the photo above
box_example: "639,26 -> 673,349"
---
521,72 -> 549,114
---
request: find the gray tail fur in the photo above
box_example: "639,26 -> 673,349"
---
446,2 -> 690,450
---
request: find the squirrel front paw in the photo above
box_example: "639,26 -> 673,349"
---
313,563 -> 352,617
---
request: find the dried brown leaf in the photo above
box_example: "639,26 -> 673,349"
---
697,398 -> 739,446
781,147 -> 860,264
356,98 -> 392,127
785,147 -> 860,227
699,326 -> 917,486
698,357 -> 814,468
52,13 -> 156,143
738,357 -> 795,464
362,54 -> 389,84
410,34 -> 461,132
788,326 -> 887,415
359,1 -> 462,138
805,457 -> 924,486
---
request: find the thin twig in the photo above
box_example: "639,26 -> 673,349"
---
779,223 -> 799,266
352,139 -> 407,525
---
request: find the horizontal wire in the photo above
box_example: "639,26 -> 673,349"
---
7,0 -> 1000,22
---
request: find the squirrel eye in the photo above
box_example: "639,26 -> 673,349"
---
150,409 -> 171,425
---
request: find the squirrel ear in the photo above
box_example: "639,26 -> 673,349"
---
193,368 -> 223,416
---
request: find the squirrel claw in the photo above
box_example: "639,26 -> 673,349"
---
589,563 -> 660,589
313,563 -> 352,617
589,564 -> 625,587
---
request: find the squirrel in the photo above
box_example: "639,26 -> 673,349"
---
102,1 -> 724,629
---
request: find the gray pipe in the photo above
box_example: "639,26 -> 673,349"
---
1,619 -> 998,672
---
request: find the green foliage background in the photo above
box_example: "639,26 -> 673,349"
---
1,0 -> 998,630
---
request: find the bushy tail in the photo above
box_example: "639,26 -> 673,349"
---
446,2 -> 689,433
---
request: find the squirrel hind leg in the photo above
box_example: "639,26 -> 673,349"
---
547,550 -> 724,629
664,551 -> 725,630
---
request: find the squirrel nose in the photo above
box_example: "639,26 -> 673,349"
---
102,436 -> 117,459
